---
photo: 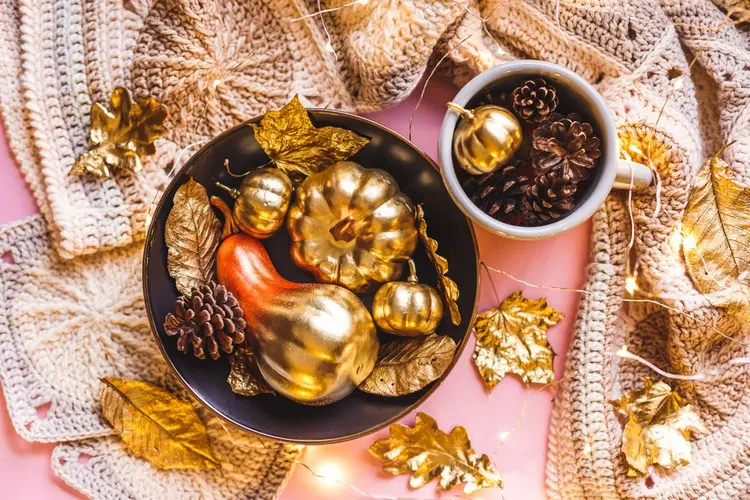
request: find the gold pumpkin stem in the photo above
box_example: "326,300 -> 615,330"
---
215,182 -> 240,199
446,102 -> 474,121
329,216 -> 357,243
406,258 -> 419,283
210,196 -> 239,239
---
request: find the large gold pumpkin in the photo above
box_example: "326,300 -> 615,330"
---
287,161 -> 418,292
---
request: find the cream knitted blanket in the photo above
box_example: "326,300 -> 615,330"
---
0,0 -> 748,499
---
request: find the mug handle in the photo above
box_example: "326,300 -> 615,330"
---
613,159 -> 653,190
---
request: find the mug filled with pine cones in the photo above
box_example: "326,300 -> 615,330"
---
438,61 -> 653,239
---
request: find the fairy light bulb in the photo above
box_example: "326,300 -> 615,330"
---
683,233 -> 697,251
497,430 -> 511,442
316,461 -> 344,486
212,79 -> 222,90
625,276 -> 638,294
325,40 -> 334,53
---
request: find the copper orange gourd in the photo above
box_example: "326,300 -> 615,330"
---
216,233 -> 378,405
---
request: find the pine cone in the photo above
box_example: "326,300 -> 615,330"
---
511,78 -> 559,123
474,88 -> 510,108
463,163 -> 528,219
520,173 -> 577,225
164,281 -> 246,360
531,113 -> 601,183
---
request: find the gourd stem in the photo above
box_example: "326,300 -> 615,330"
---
406,258 -> 419,283
329,217 -> 357,243
446,102 -> 474,121
215,182 -> 240,199
210,196 -> 239,239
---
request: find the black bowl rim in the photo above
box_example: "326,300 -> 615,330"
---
142,109 -> 481,444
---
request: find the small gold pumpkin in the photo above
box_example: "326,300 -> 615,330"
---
448,102 -> 522,175
372,258 -> 443,336
216,168 -> 292,238
287,161 -> 418,292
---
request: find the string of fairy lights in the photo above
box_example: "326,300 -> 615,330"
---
138,0 -> 750,494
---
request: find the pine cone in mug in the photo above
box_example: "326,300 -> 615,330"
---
463,162 -> 528,219
511,78 -> 559,123
520,172 -> 577,225
164,281 -> 246,360
531,113 -> 601,183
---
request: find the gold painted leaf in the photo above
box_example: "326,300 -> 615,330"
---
227,348 -> 274,396
472,291 -> 563,388
165,178 -> 222,296
359,334 -> 457,396
100,378 -> 219,470
370,412 -> 502,494
249,95 -> 369,177
612,378 -> 707,476
416,204 -> 461,325
682,144 -> 750,309
69,87 -> 168,177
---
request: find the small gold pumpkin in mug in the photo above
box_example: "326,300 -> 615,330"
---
216,168 -> 292,238
447,102 -> 522,175
372,258 -> 443,336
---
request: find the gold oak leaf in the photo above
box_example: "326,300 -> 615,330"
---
227,348 -> 274,396
612,378 -> 707,477
682,144 -> 750,312
165,178 -> 222,296
100,378 -> 219,470
472,291 -> 563,388
69,87 -> 168,178
416,204 -> 461,325
369,412 -> 502,494
359,334 -> 457,397
249,95 -> 369,177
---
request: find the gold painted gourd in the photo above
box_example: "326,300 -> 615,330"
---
372,258 -> 443,336
448,103 -> 522,175
216,233 -> 378,405
287,161 -> 418,292
215,168 -> 292,238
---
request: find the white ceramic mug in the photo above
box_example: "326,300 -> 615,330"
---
438,61 -> 652,239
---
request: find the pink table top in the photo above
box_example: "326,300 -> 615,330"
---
0,78 -> 590,499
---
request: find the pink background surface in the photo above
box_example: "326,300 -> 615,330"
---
0,78 -> 590,499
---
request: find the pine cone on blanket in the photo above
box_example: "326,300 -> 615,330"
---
511,78 -> 559,123
164,281 -> 246,360
463,162 -> 528,219
520,172 -> 577,225
531,113 -> 601,183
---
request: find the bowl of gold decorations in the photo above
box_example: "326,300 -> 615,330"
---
143,96 -> 480,444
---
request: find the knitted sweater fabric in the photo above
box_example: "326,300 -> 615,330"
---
0,0 -> 748,499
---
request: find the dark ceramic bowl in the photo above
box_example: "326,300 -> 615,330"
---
143,110 -> 480,444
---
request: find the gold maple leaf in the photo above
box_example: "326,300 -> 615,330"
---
249,95 -> 369,177
100,378 -> 219,470
612,378 -> 707,476
416,204 -> 461,325
472,291 -> 563,388
70,87 -> 168,178
682,144 -> 750,314
369,412 -> 502,494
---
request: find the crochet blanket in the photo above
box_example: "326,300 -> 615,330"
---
0,0 -> 748,498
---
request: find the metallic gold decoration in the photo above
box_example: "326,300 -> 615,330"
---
359,334 -> 456,397
287,161 -> 418,293
369,412 -> 503,494
100,377 -> 219,470
217,234 -> 378,405
69,87 -> 167,177
227,348 -> 274,396
447,102 -> 522,176
215,167 -> 292,239
612,378 -> 707,477
372,258 -> 443,335
250,95 -> 369,178
682,144 -> 750,312
472,291 -> 562,388
165,178 -> 222,296
415,204 -> 461,325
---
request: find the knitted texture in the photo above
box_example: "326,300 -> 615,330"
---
0,215 -> 300,498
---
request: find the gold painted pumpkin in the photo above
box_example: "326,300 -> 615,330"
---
287,161 -> 418,292
372,258 -> 443,336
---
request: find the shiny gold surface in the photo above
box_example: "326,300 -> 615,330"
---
287,161 -> 418,292
372,259 -> 443,336
216,168 -> 292,239
448,102 -> 522,175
